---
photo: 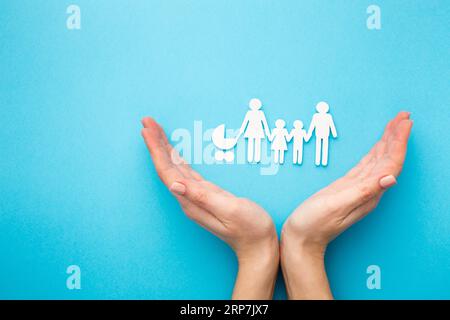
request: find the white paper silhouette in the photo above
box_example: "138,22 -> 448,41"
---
307,102 -> 338,166
237,98 -> 271,163
212,124 -> 240,162
268,119 -> 290,164
287,120 -> 310,165
211,99 -> 338,167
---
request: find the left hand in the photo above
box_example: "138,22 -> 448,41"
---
141,117 -> 279,299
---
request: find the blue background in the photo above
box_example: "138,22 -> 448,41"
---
0,0 -> 449,299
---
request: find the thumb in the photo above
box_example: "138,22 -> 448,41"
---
379,175 -> 397,189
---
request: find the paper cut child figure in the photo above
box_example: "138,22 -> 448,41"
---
307,101 -> 338,166
238,98 -> 271,163
287,120 -> 310,165
269,119 -> 290,164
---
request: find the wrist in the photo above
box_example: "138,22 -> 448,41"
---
281,220 -> 327,262
281,245 -> 332,300
232,237 -> 279,300
237,236 -> 279,271
280,224 -> 332,300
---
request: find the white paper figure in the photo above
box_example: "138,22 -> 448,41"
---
238,98 -> 271,163
287,120 -> 310,165
212,124 -> 241,162
269,119 -> 290,164
307,101 -> 338,166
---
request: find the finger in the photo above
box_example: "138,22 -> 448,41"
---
201,180 -> 234,195
372,112 -> 410,161
176,195 -> 227,235
347,113 -> 403,177
331,176 -> 380,210
142,117 -> 203,181
340,171 -> 399,228
346,149 -> 374,178
382,111 -> 410,142
332,173 -> 396,212
347,148 -> 378,179
340,193 -> 383,228
387,119 -> 413,173
141,117 -> 170,153
141,127 -> 184,186
141,117 -> 186,173
170,146 -> 204,181
141,117 -> 203,182
169,179 -> 235,219
379,175 -> 397,188
352,112 -> 411,178
381,118 -> 395,142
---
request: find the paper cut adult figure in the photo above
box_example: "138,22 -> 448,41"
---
307,102 -> 338,166
287,120 -> 310,165
269,119 -> 290,164
238,98 -> 271,163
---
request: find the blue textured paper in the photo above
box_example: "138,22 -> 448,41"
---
0,0 -> 449,299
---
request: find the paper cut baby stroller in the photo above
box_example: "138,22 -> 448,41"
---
212,124 -> 242,162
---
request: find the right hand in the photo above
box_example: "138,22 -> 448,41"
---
282,112 -> 412,250
280,112 -> 413,299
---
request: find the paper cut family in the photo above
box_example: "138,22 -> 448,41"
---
212,98 -> 338,166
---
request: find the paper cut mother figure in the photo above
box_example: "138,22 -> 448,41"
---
238,98 -> 271,163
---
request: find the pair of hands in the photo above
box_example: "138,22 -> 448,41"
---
141,112 -> 412,300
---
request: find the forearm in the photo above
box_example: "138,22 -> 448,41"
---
281,241 -> 333,300
232,243 -> 279,300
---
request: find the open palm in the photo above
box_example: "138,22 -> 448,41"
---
282,112 -> 413,249
141,117 -> 277,260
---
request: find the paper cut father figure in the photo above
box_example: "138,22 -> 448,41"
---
307,101 -> 338,166
237,98 -> 271,163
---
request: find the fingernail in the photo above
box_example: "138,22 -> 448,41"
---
379,175 -> 397,189
170,182 -> 186,196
